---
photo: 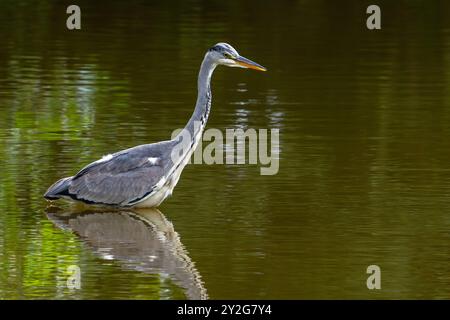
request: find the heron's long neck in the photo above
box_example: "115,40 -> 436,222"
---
183,55 -> 217,138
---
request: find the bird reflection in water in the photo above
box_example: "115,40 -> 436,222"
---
45,207 -> 208,300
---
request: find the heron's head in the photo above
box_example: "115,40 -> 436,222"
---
207,43 -> 267,71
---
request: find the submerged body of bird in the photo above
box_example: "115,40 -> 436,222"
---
44,43 -> 266,208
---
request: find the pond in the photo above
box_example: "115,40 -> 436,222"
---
1,0 -> 450,299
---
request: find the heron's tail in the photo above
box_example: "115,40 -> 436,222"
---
44,176 -> 73,200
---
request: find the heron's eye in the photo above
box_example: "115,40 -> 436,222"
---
223,52 -> 233,59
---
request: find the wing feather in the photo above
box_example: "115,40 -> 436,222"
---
66,143 -> 173,206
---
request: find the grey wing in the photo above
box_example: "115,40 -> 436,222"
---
66,142 -> 173,206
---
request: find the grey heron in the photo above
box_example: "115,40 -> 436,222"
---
44,43 -> 266,207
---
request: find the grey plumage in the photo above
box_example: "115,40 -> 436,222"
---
49,142 -> 175,206
44,43 -> 266,207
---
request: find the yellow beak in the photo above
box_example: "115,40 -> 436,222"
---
235,55 -> 267,71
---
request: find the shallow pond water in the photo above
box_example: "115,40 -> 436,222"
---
1,0 -> 450,299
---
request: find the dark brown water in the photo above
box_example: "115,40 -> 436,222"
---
1,0 -> 450,299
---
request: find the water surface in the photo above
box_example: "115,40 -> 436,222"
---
1,0 -> 450,299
